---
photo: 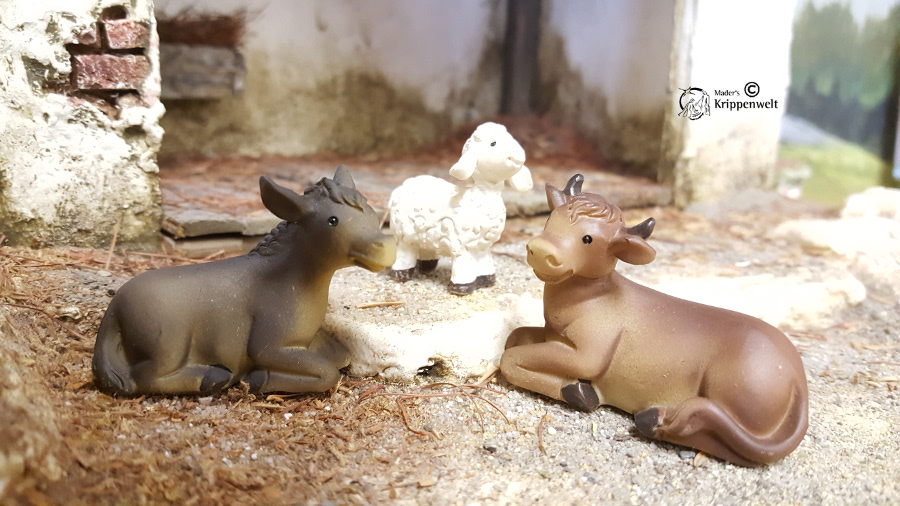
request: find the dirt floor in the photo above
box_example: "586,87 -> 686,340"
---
2,183 -> 900,505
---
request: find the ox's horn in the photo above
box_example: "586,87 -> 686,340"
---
563,174 -> 584,196
626,217 -> 656,240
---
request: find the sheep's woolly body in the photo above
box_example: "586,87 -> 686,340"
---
389,177 -> 505,258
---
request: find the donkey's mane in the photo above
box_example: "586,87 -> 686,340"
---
564,193 -> 620,224
249,177 -> 367,257
304,177 -> 366,211
249,221 -> 295,257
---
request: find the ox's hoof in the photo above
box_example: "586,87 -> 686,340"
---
475,274 -> 496,288
416,259 -> 439,273
199,365 -> 233,394
448,282 -> 477,296
561,379 -> 600,411
389,268 -> 415,282
634,407 -> 663,438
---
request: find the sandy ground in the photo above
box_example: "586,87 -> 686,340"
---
2,193 -> 899,505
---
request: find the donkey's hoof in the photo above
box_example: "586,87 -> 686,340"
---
634,407 -> 663,437
448,282 -> 478,296
245,370 -> 268,394
389,268 -> 415,282
561,379 -> 600,411
416,259 -> 439,273
199,365 -> 233,394
475,274 -> 496,288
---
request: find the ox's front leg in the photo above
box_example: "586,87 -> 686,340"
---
246,326 -> 349,394
501,328 -> 592,405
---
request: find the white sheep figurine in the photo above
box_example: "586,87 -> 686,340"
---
388,122 -> 533,295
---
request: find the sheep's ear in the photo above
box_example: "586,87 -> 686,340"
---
333,165 -> 356,189
260,176 -> 307,221
508,165 -> 533,192
545,183 -> 566,211
610,234 -> 656,265
449,147 -> 478,180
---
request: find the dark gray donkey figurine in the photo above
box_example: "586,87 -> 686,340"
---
92,166 -> 396,396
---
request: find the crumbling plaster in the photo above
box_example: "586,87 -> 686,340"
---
536,0 -> 675,177
156,0 -> 506,157
0,0 -> 165,247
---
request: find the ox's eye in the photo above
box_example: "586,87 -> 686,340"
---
490,141 -> 497,147
328,216 -> 339,227
582,235 -> 592,245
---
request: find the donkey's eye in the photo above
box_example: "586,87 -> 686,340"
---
582,235 -> 592,245
328,216 -> 339,226
490,141 -> 497,147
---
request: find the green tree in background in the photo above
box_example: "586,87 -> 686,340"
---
789,1 -> 900,169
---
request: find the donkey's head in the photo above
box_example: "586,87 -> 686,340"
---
526,174 -> 656,283
258,166 -> 396,272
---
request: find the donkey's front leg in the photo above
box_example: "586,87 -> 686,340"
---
246,328 -> 346,394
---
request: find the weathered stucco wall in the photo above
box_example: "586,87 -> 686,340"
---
660,0 -> 796,205
0,0 -> 164,247
536,0 -> 675,177
156,0 -> 506,157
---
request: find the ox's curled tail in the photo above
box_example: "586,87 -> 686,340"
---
637,383 -> 809,467
91,308 -> 136,396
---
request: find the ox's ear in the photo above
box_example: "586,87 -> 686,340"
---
508,165 -> 533,192
611,235 -> 656,265
333,165 -> 356,189
545,183 -> 566,211
260,176 -> 307,222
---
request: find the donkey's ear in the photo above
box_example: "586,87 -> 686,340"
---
333,165 -> 356,189
260,176 -> 306,222
611,235 -> 656,265
545,183 -> 566,211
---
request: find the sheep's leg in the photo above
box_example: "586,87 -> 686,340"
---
472,248 -> 496,288
390,243 -> 418,282
448,252 -> 479,295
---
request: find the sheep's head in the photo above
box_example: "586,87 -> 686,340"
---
449,122 -> 533,192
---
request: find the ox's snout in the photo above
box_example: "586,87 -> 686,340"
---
526,237 -> 572,284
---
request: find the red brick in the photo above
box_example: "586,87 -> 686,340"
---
102,19 -> 150,49
73,55 -> 150,90
74,24 -> 101,47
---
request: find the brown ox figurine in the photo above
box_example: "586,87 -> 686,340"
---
93,166 -> 396,396
501,174 -> 808,466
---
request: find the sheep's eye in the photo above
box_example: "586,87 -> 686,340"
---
490,141 -> 497,147
328,216 -> 339,226
582,235 -> 592,245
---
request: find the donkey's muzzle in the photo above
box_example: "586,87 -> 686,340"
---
351,236 -> 397,273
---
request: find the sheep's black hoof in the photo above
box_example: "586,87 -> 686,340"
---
389,268 -> 415,282
634,407 -> 663,438
560,379 -> 600,411
448,282 -> 478,296
475,274 -> 495,288
416,259 -> 439,273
